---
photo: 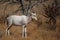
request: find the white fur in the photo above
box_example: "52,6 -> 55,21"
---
6,13 -> 37,38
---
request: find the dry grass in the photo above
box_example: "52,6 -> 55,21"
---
0,22 -> 58,40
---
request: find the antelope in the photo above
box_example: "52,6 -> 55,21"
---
5,12 -> 37,38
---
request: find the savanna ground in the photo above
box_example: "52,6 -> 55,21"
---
0,1 -> 60,40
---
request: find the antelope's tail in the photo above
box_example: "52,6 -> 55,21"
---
4,15 -> 9,25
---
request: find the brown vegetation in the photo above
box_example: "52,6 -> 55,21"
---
0,0 -> 60,40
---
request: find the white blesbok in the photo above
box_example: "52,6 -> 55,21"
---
6,12 -> 37,38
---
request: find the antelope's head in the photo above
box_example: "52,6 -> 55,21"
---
31,12 -> 37,21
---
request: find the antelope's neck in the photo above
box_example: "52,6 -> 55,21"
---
27,16 -> 32,23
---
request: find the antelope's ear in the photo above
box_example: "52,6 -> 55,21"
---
33,13 -> 37,15
31,12 -> 37,15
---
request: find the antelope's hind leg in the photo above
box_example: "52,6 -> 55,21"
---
6,23 -> 12,35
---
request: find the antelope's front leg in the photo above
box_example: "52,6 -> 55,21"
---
24,27 -> 27,38
22,25 -> 27,38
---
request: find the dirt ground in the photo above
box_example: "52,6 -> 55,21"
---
0,1 -> 60,40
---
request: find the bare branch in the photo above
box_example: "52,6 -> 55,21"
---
4,2 -> 13,16
31,0 -> 47,8
19,0 -> 25,14
26,0 -> 47,15
42,0 -> 60,30
26,0 -> 32,15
